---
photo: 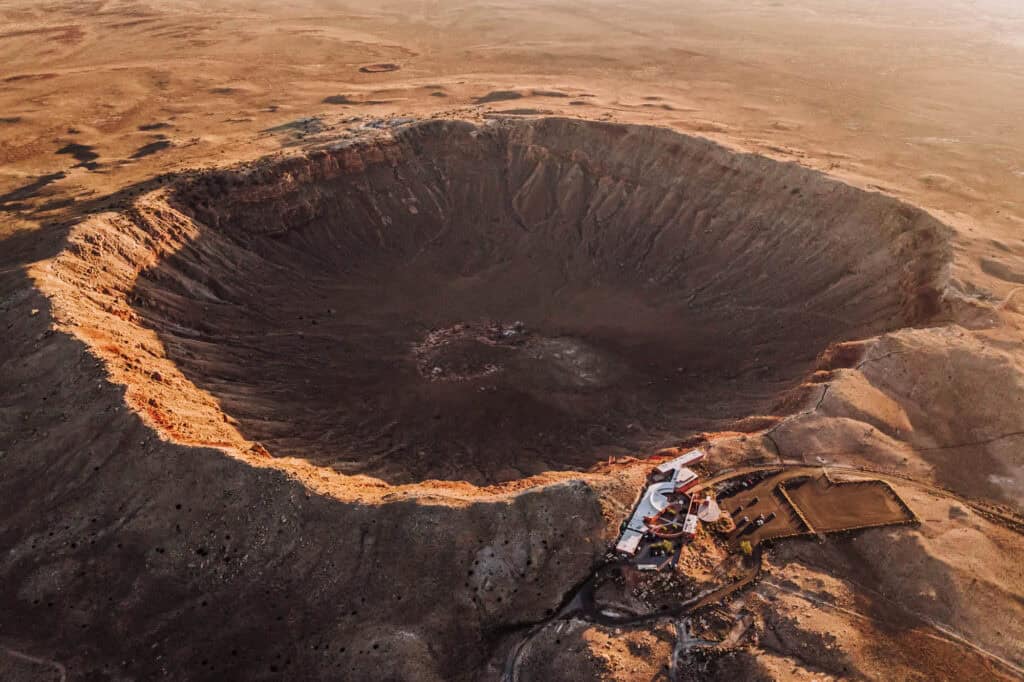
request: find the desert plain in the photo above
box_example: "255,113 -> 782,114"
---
1,1 -> 1024,680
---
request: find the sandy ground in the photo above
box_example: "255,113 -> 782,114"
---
2,0 -> 1024,680
784,477 -> 912,533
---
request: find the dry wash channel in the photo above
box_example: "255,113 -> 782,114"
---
47,118 -> 950,486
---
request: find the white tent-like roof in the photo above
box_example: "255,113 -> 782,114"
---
697,496 -> 721,522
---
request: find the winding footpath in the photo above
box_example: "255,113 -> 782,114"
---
2,646 -> 67,682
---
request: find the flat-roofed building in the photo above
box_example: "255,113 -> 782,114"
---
653,448 -> 706,477
673,467 -> 699,493
615,528 -> 644,555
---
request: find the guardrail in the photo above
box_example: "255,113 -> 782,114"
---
775,482 -> 816,534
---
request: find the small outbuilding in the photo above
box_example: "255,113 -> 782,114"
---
682,514 -> 699,538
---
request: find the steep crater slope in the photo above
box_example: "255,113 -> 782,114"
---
73,118 -> 950,485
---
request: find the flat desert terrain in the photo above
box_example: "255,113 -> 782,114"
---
1,1 -> 1023,680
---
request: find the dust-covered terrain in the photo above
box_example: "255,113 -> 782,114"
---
2,1 -> 1024,680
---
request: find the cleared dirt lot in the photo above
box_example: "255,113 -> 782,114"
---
785,476 -> 915,533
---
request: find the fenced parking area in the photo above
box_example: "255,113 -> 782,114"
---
720,469 -> 918,550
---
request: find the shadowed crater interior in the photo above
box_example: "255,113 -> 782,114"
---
131,118 -> 948,484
